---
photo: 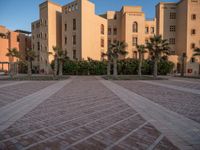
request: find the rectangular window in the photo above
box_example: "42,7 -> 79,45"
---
191,43 -> 195,49
113,28 -> 117,35
169,38 -> 175,44
17,36 -> 20,42
37,42 -> 40,51
108,28 -> 112,35
114,14 -> 117,20
151,27 -> 154,34
133,51 -> 137,59
73,19 -> 76,30
45,33 -> 47,39
191,57 -> 195,63
191,29 -> 196,35
132,37 -> 138,46
73,35 -> 76,45
145,27 -> 149,34
170,26 -> 176,32
65,37 -> 67,45
73,49 -> 76,59
191,14 -> 196,20
101,39 -> 104,47
170,12 -> 176,19
65,24 -> 67,31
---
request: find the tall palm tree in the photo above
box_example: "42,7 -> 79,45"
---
6,48 -> 20,77
146,35 -> 170,79
110,41 -> 128,76
101,47 -> 113,76
136,44 -> 147,77
26,49 -> 36,77
57,49 -> 67,76
193,48 -> 200,56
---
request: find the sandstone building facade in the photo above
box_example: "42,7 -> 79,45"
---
156,0 -> 200,75
31,0 -> 200,76
0,25 -> 31,71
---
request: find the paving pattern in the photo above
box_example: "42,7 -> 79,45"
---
115,80 -> 200,123
154,79 -> 200,90
0,77 -> 178,150
0,81 -> 55,108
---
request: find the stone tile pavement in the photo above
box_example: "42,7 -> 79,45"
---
0,76 -> 199,150
0,81 -> 56,108
115,80 -> 200,123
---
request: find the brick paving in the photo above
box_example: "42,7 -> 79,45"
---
0,81 -> 55,108
0,77 -> 178,150
155,80 -> 200,90
115,80 -> 200,123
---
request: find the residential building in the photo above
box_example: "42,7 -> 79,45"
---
31,1 -> 62,74
102,7 -> 156,59
156,0 -> 200,76
32,0 -> 107,73
62,0 -> 107,61
0,25 -> 31,71
32,0 -> 200,75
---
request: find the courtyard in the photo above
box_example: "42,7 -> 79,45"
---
0,76 -> 200,150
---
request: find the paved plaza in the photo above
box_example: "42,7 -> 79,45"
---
0,76 -> 200,150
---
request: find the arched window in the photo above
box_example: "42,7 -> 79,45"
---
101,24 -> 104,34
133,22 -> 138,33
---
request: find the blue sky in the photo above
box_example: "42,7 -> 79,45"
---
0,0 -> 178,32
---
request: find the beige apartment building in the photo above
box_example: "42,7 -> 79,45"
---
156,0 -> 200,76
32,0 -> 200,75
32,0 -> 107,73
0,25 -> 31,71
101,6 -> 156,59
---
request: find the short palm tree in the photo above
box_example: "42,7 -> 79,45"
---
193,48 -> 200,56
110,41 -> 128,76
50,46 -> 67,76
146,35 -> 170,79
136,45 -> 147,77
6,48 -> 20,77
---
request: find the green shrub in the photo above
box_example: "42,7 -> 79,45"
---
52,58 -> 174,75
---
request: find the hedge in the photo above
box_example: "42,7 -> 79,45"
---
58,59 -> 174,75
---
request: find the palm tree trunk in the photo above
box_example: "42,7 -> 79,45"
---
28,61 -> 32,77
9,62 -> 14,78
138,55 -> 142,77
113,58 -> 118,76
54,58 -> 58,77
181,58 -> 185,77
107,60 -> 111,75
59,60 -> 63,76
154,59 -> 158,79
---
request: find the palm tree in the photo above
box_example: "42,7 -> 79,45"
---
193,48 -> 200,56
6,48 -> 20,77
146,35 -> 170,79
26,49 -> 36,77
49,46 -> 59,76
50,46 -> 67,76
136,45 -> 147,77
101,47 -> 113,76
57,49 -> 67,76
110,41 -> 128,76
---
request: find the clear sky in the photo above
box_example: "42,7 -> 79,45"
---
0,0 -> 178,32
